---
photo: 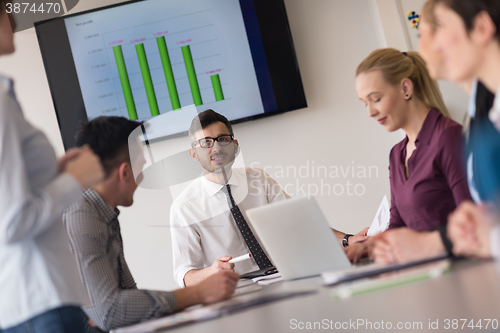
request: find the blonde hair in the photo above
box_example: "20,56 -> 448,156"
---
421,0 -> 438,32
356,48 -> 450,117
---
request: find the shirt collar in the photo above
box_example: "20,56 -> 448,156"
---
489,84 -> 500,132
83,188 -> 120,223
0,75 -> 16,99
201,169 -> 241,197
468,78 -> 478,119
401,108 -> 441,151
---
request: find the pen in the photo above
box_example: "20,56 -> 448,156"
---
228,253 -> 252,263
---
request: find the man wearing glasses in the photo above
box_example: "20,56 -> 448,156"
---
170,110 -> 360,287
170,109 -> 290,287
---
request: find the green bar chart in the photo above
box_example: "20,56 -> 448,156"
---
157,36 -> 181,110
113,45 -> 138,120
67,1 -> 272,129
211,74 -> 224,101
112,39 -> 226,120
136,43 -> 160,116
181,45 -> 203,106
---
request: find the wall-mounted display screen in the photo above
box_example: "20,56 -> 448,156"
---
36,0 -> 307,148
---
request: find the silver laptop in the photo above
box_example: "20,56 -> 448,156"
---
246,196 -> 351,280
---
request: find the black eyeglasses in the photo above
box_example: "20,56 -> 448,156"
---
191,134 -> 234,148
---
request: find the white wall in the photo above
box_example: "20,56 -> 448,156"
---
0,0 -> 468,291
374,0 -> 469,122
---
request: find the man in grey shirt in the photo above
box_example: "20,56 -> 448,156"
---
63,116 -> 238,333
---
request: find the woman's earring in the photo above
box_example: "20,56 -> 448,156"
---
405,94 -> 412,101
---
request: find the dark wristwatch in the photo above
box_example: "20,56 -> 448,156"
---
342,234 -> 353,247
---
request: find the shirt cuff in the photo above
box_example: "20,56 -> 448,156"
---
490,224 -> 500,260
175,266 -> 198,288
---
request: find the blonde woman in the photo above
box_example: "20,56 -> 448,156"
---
367,1 -> 483,264
355,49 -> 471,245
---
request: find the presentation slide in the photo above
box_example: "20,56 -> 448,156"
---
64,0 -> 265,138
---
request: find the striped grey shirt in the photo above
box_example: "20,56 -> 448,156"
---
63,189 -> 176,333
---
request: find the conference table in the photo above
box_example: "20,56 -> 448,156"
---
124,259 -> 500,333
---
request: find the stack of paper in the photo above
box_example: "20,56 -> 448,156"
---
233,284 -> 262,297
236,279 -> 257,289
252,273 -> 284,285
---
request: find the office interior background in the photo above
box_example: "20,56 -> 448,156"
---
0,0 -> 469,290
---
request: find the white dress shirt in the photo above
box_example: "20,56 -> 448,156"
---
170,167 -> 289,287
0,75 -> 89,329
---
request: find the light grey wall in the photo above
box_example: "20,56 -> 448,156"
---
0,0 -> 467,291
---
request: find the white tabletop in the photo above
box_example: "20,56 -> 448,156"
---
158,260 -> 500,333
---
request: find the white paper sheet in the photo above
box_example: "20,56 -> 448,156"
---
257,277 -> 284,286
367,195 -> 390,236
252,273 -> 281,282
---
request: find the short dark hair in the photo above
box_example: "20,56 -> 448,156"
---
188,109 -> 234,140
75,116 -> 142,177
433,0 -> 500,43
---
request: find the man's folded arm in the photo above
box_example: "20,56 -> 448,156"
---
65,209 -> 176,331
